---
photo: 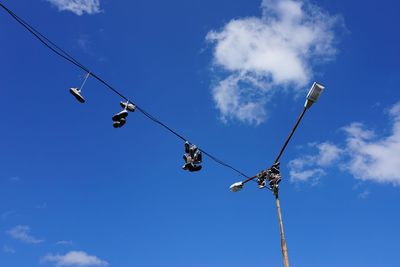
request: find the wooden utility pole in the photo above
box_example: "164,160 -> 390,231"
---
275,190 -> 289,267
270,108 -> 307,267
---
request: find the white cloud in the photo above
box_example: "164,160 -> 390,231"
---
316,142 -> 344,166
207,0 -> 341,124
289,167 -> 325,184
46,0 -> 101,16
42,251 -> 108,267
7,225 -> 43,244
212,73 -> 269,124
288,142 -> 343,183
288,102 -> 400,186
343,103 -> 400,184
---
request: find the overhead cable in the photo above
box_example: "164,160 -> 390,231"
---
0,2 -> 251,179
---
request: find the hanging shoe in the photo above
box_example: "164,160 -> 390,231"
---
113,118 -> 127,128
120,101 -> 136,112
188,164 -> 202,172
182,163 -> 190,170
69,87 -> 85,103
193,150 -> 202,163
184,141 -> 191,153
118,117 -> 126,127
112,110 -> 129,121
113,121 -> 120,128
258,181 -> 266,189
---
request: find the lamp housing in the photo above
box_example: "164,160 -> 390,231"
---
230,182 -> 244,192
304,82 -> 325,109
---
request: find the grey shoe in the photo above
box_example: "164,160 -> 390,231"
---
120,101 -> 136,112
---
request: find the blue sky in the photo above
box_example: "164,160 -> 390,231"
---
1,0 -> 400,266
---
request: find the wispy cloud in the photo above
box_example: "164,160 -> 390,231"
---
207,0 -> 342,124
1,210 -> 17,221
9,176 -> 21,182
288,101 -> 400,186
288,142 -> 343,184
56,240 -> 73,246
36,202 -> 48,209
7,225 -> 44,244
42,251 -> 108,267
46,0 -> 101,16
3,245 -> 16,254
75,34 -> 92,51
358,189 -> 370,199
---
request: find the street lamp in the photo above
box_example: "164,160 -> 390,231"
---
305,82 -> 325,109
229,181 -> 244,192
230,82 -> 325,267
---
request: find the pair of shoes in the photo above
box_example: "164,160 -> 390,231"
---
112,110 -> 129,128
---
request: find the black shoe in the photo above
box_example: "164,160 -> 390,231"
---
69,88 -> 85,103
182,163 -> 189,170
113,118 -> 127,128
119,118 -> 126,127
188,164 -> 202,172
112,110 -> 129,121
113,121 -> 120,128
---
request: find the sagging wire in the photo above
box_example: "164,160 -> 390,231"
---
0,2 -> 251,179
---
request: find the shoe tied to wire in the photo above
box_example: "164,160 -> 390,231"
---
120,101 -> 136,112
112,110 -> 129,121
69,87 -> 85,103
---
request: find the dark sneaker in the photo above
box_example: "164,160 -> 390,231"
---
188,164 -> 202,172
113,121 -> 121,128
182,163 -> 189,170
113,118 -> 126,128
118,118 -> 126,127
69,88 -> 85,103
112,110 -> 129,121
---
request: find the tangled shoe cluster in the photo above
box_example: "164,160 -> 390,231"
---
182,141 -> 202,172
256,162 -> 282,190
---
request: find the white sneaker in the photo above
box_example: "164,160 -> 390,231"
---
69,88 -> 85,103
120,101 -> 136,112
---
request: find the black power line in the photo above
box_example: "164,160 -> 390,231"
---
0,2 -> 251,179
